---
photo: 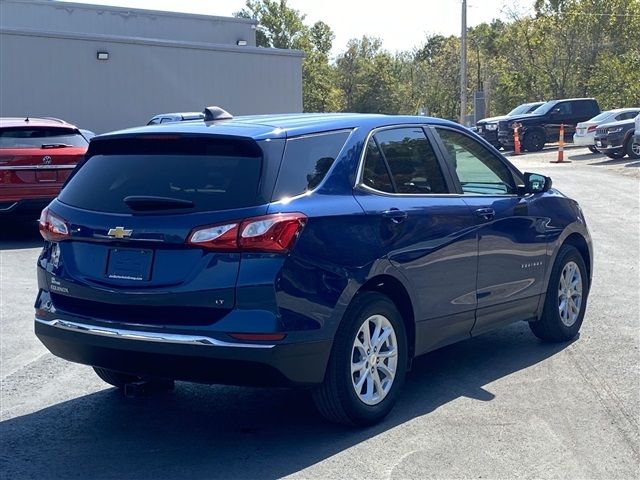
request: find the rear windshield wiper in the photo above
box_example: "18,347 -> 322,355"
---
41,143 -> 74,148
123,196 -> 195,211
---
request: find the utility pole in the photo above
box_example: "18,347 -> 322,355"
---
460,0 -> 467,125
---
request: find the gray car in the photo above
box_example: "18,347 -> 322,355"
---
147,112 -> 205,125
594,114 -> 640,159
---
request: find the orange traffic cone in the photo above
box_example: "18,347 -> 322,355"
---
551,124 -> 571,163
512,122 -> 522,155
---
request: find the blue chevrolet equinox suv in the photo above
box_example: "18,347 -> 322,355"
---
35,109 -> 593,426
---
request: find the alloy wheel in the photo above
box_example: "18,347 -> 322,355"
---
351,314 -> 398,406
558,261 -> 583,327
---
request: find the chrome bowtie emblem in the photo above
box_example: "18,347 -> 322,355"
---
42,155 -> 52,165
107,226 -> 133,238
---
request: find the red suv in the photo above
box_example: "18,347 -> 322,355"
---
0,117 -> 88,215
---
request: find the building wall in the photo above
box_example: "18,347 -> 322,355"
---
0,0 -> 257,46
0,1 -> 303,133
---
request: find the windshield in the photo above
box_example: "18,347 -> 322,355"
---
0,127 -> 88,148
508,104 -> 535,116
531,101 -> 556,115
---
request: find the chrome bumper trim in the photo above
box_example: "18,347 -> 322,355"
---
35,317 -> 275,349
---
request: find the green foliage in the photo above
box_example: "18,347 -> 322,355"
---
234,0 -> 306,49
236,0 -> 640,118
234,1 -> 341,112
335,37 -> 403,113
486,0 -> 640,113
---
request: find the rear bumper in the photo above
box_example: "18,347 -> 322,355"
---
35,317 -> 332,387
572,134 -> 594,146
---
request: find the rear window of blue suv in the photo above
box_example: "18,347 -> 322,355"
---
59,131 -> 351,213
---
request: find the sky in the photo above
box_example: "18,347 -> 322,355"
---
57,0 -> 534,57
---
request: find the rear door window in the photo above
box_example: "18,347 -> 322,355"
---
0,127 -> 88,148
59,138 -> 263,213
574,101 -> 598,117
617,111 -> 639,121
272,130 -> 351,200
374,127 -> 448,194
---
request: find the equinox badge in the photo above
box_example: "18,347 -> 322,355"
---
107,226 -> 133,239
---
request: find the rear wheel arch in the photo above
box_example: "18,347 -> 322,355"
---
358,275 -> 416,360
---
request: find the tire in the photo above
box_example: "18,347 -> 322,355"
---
588,146 -> 598,154
93,367 -> 141,389
529,245 -> 588,342
523,130 -> 545,152
312,292 -> 408,426
625,137 -> 640,160
604,151 -> 625,159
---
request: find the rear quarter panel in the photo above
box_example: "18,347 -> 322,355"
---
262,125 -> 414,342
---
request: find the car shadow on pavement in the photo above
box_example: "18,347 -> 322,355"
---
0,216 -> 43,250
0,322 -> 572,480
567,152 -> 601,161
589,158 -> 635,167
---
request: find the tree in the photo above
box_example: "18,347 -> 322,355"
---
303,21 -> 342,112
236,0 -> 640,118
335,37 -> 405,114
234,1 -> 341,112
234,0 -> 307,49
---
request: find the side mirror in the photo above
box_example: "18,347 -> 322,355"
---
521,172 -> 552,194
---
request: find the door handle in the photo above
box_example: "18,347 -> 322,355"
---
382,208 -> 408,224
475,207 -> 495,222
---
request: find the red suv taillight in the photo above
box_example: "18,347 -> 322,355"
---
587,125 -> 597,133
38,208 -> 70,242
187,213 -> 307,253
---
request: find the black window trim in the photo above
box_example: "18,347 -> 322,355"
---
354,124 -> 457,197
428,125 -> 524,197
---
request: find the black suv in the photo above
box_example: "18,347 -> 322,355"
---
498,98 -> 600,152
475,102 -> 544,149
594,114 -> 640,159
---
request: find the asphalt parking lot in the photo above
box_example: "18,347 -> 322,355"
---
1,146 -> 638,480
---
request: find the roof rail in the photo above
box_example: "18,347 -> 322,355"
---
203,106 -> 233,122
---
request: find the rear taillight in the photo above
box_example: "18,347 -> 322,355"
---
587,125 -> 597,133
187,213 -> 307,253
38,208 -> 70,242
